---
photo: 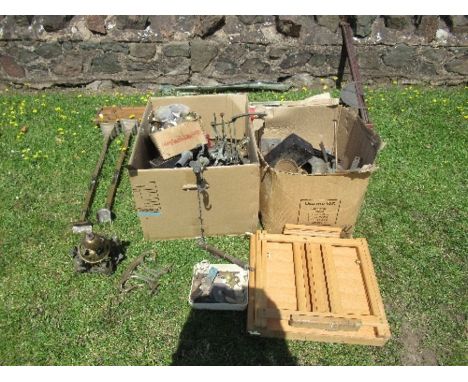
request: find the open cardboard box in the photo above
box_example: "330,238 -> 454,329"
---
256,103 -> 381,236
127,94 -> 260,240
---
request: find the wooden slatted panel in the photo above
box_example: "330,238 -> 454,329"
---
321,244 -> 343,313
355,239 -> 391,338
247,234 -> 257,331
284,224 -> 343,238
306,243 -> 330,313
248,231 -> 391,346
293,242 -> 310,311
264,233 -> 366,246
265,319 -> 383,346
300,244 -> 312,312
262,309 -> 386,330
254,232 -> 266,328
332,246 -> 370,314
263,241 -> 296,311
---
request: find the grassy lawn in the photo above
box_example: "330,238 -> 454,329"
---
0,85 -> 466,365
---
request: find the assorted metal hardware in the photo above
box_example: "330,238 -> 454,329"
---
149,110 -> 266,169
264,133 -> 326,168
70,232 -> 124,275
119,252 -> 171,295
149,104 -> 196,132
72,122 -> 117,234
190,261 -> 247,305
262,133 -> 343,175
71,115 -> 139,274
97,118 -> 138,224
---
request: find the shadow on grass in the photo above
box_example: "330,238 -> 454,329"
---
171,295 -> 296,366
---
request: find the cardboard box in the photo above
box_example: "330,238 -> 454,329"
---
257,104 -> 381,236
127,94 -> 260,240
149,118 -> 207,160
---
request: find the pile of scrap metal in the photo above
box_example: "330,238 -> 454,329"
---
148,104 -> 265,171
189,261 -> 247,306
259,126 -> 361,175
119,252 -> 171,295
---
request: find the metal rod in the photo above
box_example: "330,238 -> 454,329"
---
339,21 -> 372,127
198,242 -> 249,270
220,113 -> 226,139
333,119 -> 338,172
97,119 -> 136,224
78,129 -> 113,223
160,82 -> 292,94
105,131 -> 131,210
211,113 -> 219,138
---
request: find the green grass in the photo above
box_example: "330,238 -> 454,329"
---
0,86 -> 466,365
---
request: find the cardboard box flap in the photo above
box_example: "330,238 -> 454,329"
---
263,105 -> 340,152
128,101 -> 154,173
262,105 -> 380,172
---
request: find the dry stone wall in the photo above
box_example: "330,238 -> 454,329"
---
0,15 -> 466,90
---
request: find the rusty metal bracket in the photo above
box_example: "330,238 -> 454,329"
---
119,252 -> 171,295
337,21 -> 373,129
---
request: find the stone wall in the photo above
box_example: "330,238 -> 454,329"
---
0,15 -> 466,90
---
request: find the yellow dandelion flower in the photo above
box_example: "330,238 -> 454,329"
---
77,94 -> 82,98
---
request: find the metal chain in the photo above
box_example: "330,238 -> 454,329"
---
196,183 -> 206,244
